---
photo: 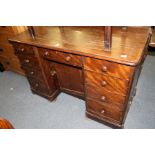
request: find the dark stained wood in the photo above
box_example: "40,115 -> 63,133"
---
86,84 -> 126,109
86,98 -> 123,122
85,70 -> 129,95
12,42 -> 60,100
52,62 -> 84,96
39,48 -> 82,67
149,28 -> 155,47
13,42 -> 35,56
84,57 -> 135,79
27,26 -> 35,38
9,26 -> 149,66
0,118 -> 14,129
104,26 -> 112,51
8,26 -> 150,128
18,55 -> 39,68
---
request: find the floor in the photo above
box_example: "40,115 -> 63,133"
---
0,55 -> 155,129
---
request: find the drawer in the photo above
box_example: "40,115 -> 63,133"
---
86,84 -> 126,109
12,43 -> 35,56
18,55 -> 39,69
86,98 -> 123,122
23,66 -> 44,81
84,57 -> 134,79
85,71 -> 129,95
28,78 -> 50,95
40,49 -> 82,67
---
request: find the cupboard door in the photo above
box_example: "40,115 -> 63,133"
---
52,63 -> 84,95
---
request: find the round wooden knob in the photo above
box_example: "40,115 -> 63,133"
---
30,71 -> 34,75
101,81 -> 107,87
102,66 -> 107,72
101,96 -> 106,102
50,70 -> 56,76
101,110 -> 105,114
25,59 -> 30,63
35,83 -> 39,87
20,48 -> 24,52
65,56 -> 71,61
44,51 -> 49,56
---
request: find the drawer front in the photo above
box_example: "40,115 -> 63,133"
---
28,78 -> 50,95
86,98 -> 123,122
13,43 -> 35,56
18,55 -> 39,69
40,49 -> 82,67
84,57 -> 134,79
86,84 -> 126,109
85,71 -> 129,95
23,66 -> 44,81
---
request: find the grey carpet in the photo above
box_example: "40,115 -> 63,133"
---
0,55 -> 155,129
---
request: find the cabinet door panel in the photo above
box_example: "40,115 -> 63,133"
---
53,63 -> 84,94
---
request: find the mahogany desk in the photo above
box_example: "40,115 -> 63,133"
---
9,27 -> 150,128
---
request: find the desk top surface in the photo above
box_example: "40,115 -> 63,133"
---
9,26 -> 150,66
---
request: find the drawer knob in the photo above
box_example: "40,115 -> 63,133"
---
44,51 -> 49,56
101,96 -> 106,102
30,71 -> 34,75
101,81 -> 107,87
50,70 -> 56,76
35,83 -> 39,87
101,110 -> 105,114
24,59 -> 30,63
102,66 -> 107,72
65,56 -> 71,61
20,48 -> 24,52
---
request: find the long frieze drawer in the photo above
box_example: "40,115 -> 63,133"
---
86,98 -> 123,122
40,48 -> 82,67
85,71 -> 129,95
18,55 -> 39,68
84,57 -> 134,79
22,67 -> 44,81
12,43 -> 35,56
86,84 -> 126,109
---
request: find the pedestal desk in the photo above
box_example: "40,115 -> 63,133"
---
9,27 -> 150,128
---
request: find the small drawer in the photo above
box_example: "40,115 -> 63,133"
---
86,84 -> 126,109
12,43 -> 35,56
85,71 -> 129,95
23,67 -> 44,81
84,57 -> 134,79
40,49 -> 82,67
28,78 -> 50,95
18,55 -> 39,69
86,98 -> 123,122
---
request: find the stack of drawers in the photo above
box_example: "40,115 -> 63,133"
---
12,43 -> 55,98
84,57 -> 134,127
